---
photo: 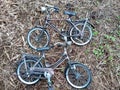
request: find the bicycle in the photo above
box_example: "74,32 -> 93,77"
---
27,4 -> 94,50
17,36 -> 92,90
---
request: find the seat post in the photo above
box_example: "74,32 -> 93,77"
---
68,15 -> 72,20
41,51 -> 45,58
66,17 -> 72,23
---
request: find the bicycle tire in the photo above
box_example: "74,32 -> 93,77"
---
27,27 -> 50,50
65,63 -> 92,89
70,22 -> 92,45
17,59 -> 43,85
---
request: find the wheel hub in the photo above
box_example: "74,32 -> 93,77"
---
75,72 -> 81,79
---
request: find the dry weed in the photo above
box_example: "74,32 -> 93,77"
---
0,0 -> 120,90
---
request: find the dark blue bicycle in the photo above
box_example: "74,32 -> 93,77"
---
27,4 -> 93,50
17,36 -> 92,90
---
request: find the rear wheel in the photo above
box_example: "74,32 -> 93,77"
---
65,63 -> 92,89
70,23 -> 92,45
17,59 -> 42,85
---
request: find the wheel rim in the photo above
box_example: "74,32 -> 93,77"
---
27,28 -> 49,50
17,60 -> 42,84
70,23 -> 92,45
66,63 -> 91,89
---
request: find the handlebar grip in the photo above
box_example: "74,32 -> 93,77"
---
41,7 -> 47,12
57,44 -> 63,47
45,4 -> 59,13
54,6 -> 59,13
45,4 -> 54,8
57,43 -> 66,47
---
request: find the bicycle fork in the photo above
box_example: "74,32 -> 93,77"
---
81,17 -> 89,39
35,30 -> 44,42
22,55 -> 29,75
67,62 -> 80,80
71,19 -> 89,40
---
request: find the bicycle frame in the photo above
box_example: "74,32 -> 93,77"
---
42,12 -> 85,37
23,44 -> 71,76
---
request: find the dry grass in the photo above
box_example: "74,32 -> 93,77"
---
0,0 -> 120,90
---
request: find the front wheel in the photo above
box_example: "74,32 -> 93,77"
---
65,63 -> 92,89
70,23 -> 92,45
27,27 -> 50,50
17,59 -> 43,85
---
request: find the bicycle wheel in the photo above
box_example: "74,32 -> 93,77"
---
70,23 -> 92,45
17,59 -> 43,85
65,63 -> 92,89
27,27 -> 50,50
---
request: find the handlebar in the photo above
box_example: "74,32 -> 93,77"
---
41,4 -> 59,13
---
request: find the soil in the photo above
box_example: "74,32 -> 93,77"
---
0,0 -> 120,90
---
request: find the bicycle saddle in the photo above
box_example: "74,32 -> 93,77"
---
64,11 -> 76,16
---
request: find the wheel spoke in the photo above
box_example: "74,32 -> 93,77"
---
20,73 -> 28,78
75,38 -> 84,43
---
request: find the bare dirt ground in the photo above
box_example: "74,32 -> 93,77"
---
0,0 -> 120,90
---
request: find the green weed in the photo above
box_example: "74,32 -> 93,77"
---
91,42 -> 97,47
117,15 -> 120,20
117,30 -> 120,37
93,30 -> 99,36
93,46 -> 104,58
95,20 -> 101,24
104,34 -> 116,42
108,56 -> 113,61
85,49 -> 90,54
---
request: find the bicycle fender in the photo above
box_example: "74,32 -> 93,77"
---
87,22 -> 94,29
